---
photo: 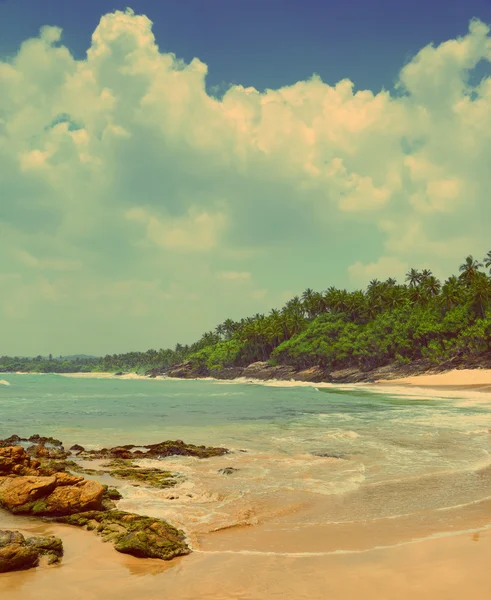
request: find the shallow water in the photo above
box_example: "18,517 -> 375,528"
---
2,373 -> 491,598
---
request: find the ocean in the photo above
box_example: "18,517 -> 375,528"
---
2,373 -> 491,599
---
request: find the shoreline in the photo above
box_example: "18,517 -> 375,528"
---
8,367 -> 491,395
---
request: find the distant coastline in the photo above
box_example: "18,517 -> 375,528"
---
8,362 -> 491,394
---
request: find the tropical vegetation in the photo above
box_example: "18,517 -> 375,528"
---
2,254 -> 491,375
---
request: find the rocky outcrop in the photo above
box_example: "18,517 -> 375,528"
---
0,530 -> 63,573
55,511 -> 190,560
0,445 -> 192,562
166,360 -> 206,378
210,367 -> 245,379
0,434 -> 68,460
0,446 -> 104,515
77,439 -> 229,461
162,357 -> 468,384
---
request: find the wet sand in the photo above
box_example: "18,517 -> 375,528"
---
2,507 -> 491,600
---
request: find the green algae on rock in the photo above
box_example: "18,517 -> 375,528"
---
100,460 -> 179,488
55,510 -> 190,560
0,530 -> 63,573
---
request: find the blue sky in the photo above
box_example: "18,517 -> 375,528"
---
2,0 -> 490,93
1,1 -> 491,355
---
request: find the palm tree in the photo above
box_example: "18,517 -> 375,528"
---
421,275 -> 441,297
469,273 -> 491,319
459,255 -> 483,287
483,251 -> 491,275
405,269 -> 421,287
439,276 -> 464,312
420,269 -> 433,282
301,288 -> 316,319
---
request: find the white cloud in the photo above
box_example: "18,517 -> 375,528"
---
126,207 -> 227,252
348,257 -> 409,286
1,9 -> 491,353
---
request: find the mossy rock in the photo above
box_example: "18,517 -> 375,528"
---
109,467 -> 178,488
0,530 -> 63,572
103,486 -> 123,500
54,510 -> 190,560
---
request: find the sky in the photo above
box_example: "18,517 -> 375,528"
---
1,0 -> 491,356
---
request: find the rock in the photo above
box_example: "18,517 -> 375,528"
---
0,475 -> 57,511
218,467 -> 239,475
26,445 -> 69,460
210,367 -> 244,379
166,360 -> 207,378
0,531 -> 39,573
241,362 -> 297,381
0,447 -> 104,515
41,479 -> 104,514
311,452 -> 344,459
110,447 -> 134,459
0,435 -> 22,447
101,463 -> 178,488
56,510 -> 190,560
28,435 -> 63,448
103,486 -> 123,500
144,440 -> 228,459
69,444 -> 85,455
293,366 -> 329,382
0,530 -> 63,572
24,535 -> 63,565
0,434 -> 68,458
145,366 -> 168,378
79,439 -> 228,460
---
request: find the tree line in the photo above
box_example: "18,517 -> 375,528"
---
1,254 -> 491,374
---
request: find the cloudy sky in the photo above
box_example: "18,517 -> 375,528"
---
1,0 -> 491,356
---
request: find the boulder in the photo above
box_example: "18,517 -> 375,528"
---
0,447 -> 104,515
69,444 -> 85,455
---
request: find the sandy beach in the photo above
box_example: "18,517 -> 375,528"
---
3,504 -> 491,600
376,368 -> 491,391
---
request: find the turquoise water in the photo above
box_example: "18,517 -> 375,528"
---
1,374 -> 491,533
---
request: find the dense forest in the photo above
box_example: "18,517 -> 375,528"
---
2,254 -> 491,376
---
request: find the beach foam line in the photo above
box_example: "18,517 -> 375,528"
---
192,522 -> 491,558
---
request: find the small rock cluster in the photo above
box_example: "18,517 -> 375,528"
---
0,434 -> 233,572
0,530 -> 63,573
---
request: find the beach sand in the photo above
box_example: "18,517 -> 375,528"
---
376,368 -> 491,391
2,506 -> 491,600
